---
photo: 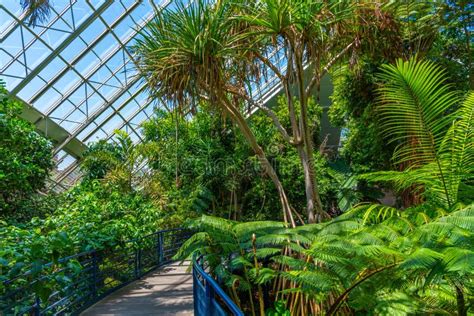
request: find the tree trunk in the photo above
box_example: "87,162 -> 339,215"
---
296,144 -> 319,223
294,49 -> 326,223
299,118 -> 326,223
220,94 -> 296,227
455,285 -> 467,316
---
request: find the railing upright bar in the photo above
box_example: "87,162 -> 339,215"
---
193,268 -> 198,313
137,247 -> 142,277
158,232 -> 164,263
91,251 -> 99,299
205,280 -> 213,315
34,295 -> 41,316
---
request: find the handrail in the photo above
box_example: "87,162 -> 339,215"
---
192,254 -> 244,316
0,228 -> 191,315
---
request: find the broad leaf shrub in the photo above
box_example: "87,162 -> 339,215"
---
0,180 -> 174,311
0,80 -> 54,221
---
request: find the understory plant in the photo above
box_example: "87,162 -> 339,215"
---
176,58 -> 473,315
176,205 -> 473,315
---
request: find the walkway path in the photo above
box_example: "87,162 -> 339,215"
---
81,262 -> 194,316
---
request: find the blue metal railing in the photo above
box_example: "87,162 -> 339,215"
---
0,228 -> 190,315
1,228 -> 244,316
193,255 -> 244,316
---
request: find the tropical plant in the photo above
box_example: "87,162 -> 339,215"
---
362,57 -> 473,208
231,0 -> 425,222
82,131 -> 146,193
176,57 -> 474,315
20,0 -> 52,26
0,80 -> 54,221
132,0 -> 296,226
177,203 -> 474,315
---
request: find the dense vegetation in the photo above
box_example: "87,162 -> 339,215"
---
0,80 -> 54,221
176,56 -> 473,315
1,0 -> 473,315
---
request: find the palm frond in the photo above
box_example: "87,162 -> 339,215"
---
21,0 -> 51,26
373,57 -> 474,208
377,58 -> 459,166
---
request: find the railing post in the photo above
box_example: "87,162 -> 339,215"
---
135,247 -> 142,278
205,280 -> 214,315
158,233 -> 164,264
34,295 -> 41,316
91,251 -> 98,299
193,268 -> 198,314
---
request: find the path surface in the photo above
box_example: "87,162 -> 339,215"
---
81,262 -> 194,316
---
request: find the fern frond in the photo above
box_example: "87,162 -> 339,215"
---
253,247 -> 283,259
442,247 -> 474,273
399,248 -> 443,270
281,270 -> 336,292
377,58 -> 459,166
233,220 -> 285,239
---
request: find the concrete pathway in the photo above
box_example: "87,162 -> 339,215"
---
81,262 -> 194,316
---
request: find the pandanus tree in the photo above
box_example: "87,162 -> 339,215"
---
234,0 -> 404,222
132,1 -> 296,226
20,0 -> 51,26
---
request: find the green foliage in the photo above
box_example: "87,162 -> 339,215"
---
20,0 -> 52,27
175,55 -> 473,315
142,98 -> 343,221
81,140 -> 124,181
143,108 -> 252,218
0,80 -> 54,221
363,57 -> 473,208
179,202 -> 474,315
0,180 -> 167,278
250,95 -> 343,216
329,0 -> 472,206
329,61 -> 392,174
266,300 -> 291,316
1,2 -> 472,314
428,1 -> 473,91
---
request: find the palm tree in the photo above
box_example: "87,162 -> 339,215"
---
20,0 -> 51,26
234,0 -> 407,222
177,58 -> 474,315
132,0 -> 296,227
81,131 -> 146,193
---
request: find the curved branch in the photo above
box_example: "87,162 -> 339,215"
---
255,51 -> 284,82
326,263 -> 398,316
305,41 -> 354,98
225,87 -> 294,145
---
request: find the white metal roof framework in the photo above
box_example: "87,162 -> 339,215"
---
0,0 -> 183,191
0,0 -> 318,191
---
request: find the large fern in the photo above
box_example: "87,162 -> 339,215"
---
179,201 -> 474,315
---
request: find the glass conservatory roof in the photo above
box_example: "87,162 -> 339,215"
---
0,0 -> 299,191
0,0 -> 180,191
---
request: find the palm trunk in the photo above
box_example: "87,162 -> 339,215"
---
295,144 -> 318,223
